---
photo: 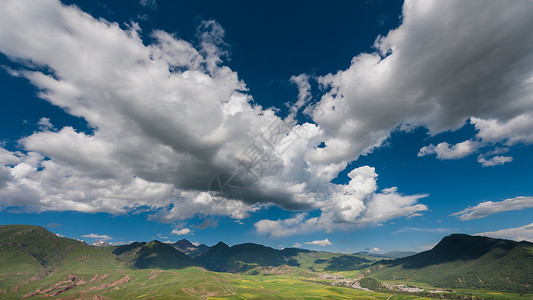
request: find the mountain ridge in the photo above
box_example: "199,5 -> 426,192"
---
370,233 -> 533,292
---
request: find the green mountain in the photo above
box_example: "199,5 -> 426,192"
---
370,233 -> 533,293
194,242 -> 373,273
194,242 -> 296,272
113,240 -> 198,269
0,224 -> 104,278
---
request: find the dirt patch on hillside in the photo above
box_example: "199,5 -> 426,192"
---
149,270 -> 163,279
22,274 -> 87,298
80,275 -> 131,293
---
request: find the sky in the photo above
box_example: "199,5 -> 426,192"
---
0,0 -> 532,253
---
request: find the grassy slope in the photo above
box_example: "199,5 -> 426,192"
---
369,234 -> 533,293
0,225 -> 93,286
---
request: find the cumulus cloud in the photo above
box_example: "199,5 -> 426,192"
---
0,0 -> 309,217
418,140 -> 478,160
309,0 -> 533,165
452,196 -> 533,220
304,238 -> 332,247
171,228 -> 191,235
292,242 -> 302,248
477,223 -> 533,242
81,233 -> 112,240
255,166 -> 427,237
472,115 -> 533,146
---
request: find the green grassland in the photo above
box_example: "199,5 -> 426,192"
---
2,266 -> 430,299
377,279 -> 533,300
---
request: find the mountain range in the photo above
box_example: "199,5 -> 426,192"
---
1,224 -> 533,298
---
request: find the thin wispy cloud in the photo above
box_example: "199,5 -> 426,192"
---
477,223 -> 533,242
394,227 -> 456,234
452,196 -> 533,220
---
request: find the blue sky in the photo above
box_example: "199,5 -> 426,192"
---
1,0 -> 533,253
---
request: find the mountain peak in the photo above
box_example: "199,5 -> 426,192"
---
213,241 -> 229,249
92,240 -> 113,247
170,239 -> 210,257
172,238 -> 194,248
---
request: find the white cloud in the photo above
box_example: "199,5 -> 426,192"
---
292,242 -> 302,248
418,140 -> 478,160
255,166 -> 428,238
452,196 -> 533,220
81,233 -> 112,240
366,247 -> 380,252
304,238 -> 332,247
0,0 -> 288,217
37,117 -> 54,131
309,0 -> 533,165
288,74 -> 312,120
171,228 -> 191,235
255,213 -> 319,238
472,115 -> 533,146
477,155 -> 513,167
477,223 -> 533,242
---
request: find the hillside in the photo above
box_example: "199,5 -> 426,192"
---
113,240 -> 198,269
0,225 -> 113,278
370,234 -> 533,293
